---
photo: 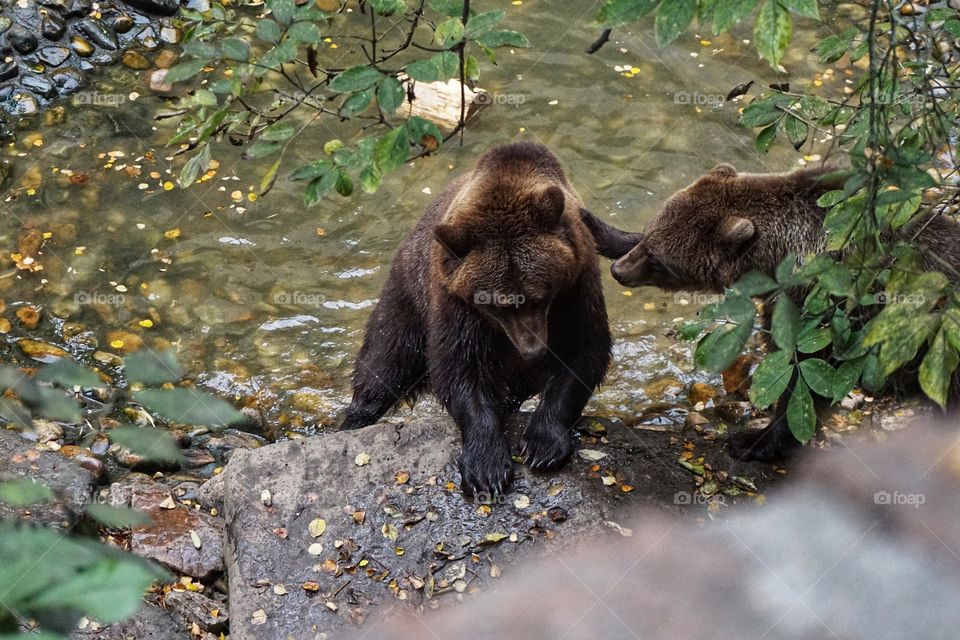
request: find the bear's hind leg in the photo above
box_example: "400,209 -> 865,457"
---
341,293 -> 427,431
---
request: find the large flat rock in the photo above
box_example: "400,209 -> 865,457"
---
0,428 -> 95,528
223,416 -> 749,640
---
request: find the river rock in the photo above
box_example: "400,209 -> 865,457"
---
123,0 -> 180,16
7,25 -> 38,53
41,10 -> 67,39
36,45 -> 71,67
163,590 -> 229,633
70,35 -> 94,57
76,18 -> 118,50
108,473 -> 225,580
222,416 -> 727,640
0,428 -> 96,528
50,66 -> 83,93
4,91 -> 39,116
73,598 -> 193,639
21,73 -> 57,99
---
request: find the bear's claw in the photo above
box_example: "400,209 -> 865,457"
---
458,437 -> 514,498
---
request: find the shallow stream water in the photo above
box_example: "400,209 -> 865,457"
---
0,1 -> 853,435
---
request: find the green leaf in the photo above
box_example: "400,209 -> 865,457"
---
268,0 -> 295,25
476,29 -> 530,48
243,141 -> 282,159
108,425 -> 185,464
377,77 -> 406,114
30,554 -> 160,623
406,116 -> 443,149
123,350 -> 185,386
695,320 -> 753,373
464,10 -> 505,38
371,0 -> 406,15
654,0 -> 697,47
731,271 -> 779,297
797,324 -> 832,353
375,126 -> 410,173
256,18 -> 282,44
330,65 -> 385,93
749,350 -> 794,410
134,388 -> 244,427
772,295 -> 801,351
427,0 -> 463,17
85,503 -> 153,528
753,0 -> 792,68
36,360 -> 101,388
943,308 -> 960,353
179,143 -> 211,189
786,377 -> 816,443
335,171 -> 354,197
596,0 -> 658,27
405,51 -> 459,82
434,17 -> 465,47
0,479 -> 55,507
340,88 -> 374,117
816,189 -> 846,207
919,329 -> 959,409
260,157 -> 283,196
798,358 -> 836,398
833,357 -> 864,401
259,40 -> 298,69
304,171 -> 339,206
360,164 -> 383,193
291,159 -> 334,181
740,98 -> 783,128
713,0 -> 758,33
163,60 -> 208,84
784,115 -> 808,148
863,305 -> 938,376
287,20 -> 323,44
779,0 -> 818,19
221,37 -> 250,61
755,122 -> 779,153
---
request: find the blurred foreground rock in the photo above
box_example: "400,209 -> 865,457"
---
222,416 -> 745,640
357,422 -> 960,640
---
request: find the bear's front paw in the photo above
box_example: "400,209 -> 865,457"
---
521,421 -> 574,471
728,427 -> 798,462
458,437 -> 514,498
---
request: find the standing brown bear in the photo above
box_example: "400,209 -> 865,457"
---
341,142 -> 611,497
582,163 -> 960,462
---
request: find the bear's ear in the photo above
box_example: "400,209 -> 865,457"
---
434,222 -> 471,258
710,164 -> 738,179
533,185 -> 565,229
720,216 -> 755,245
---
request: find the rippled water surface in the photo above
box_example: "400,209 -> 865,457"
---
0,1 -> 850,434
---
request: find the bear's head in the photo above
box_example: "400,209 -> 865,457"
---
433,182 -> 584,360
611,164 -> 757,293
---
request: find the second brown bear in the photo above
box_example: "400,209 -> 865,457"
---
341,142 -> 611,498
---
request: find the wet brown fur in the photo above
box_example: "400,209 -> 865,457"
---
583,163 -> 960,461
342,142 -> 611,497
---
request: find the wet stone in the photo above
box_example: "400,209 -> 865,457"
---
123,0 -> 180,16
50,66 -> 82,92
0,17 -> 11,34
64,0 -> 92,17
36,44 -> 70,66
4,91 -> 39,116
21,73 -> 57,99
7,25 -> 38,53
111,13 -> 134,33
0,60 -> 17,82
159,25 -> 179,44
121,49 -> 151,69
70,36 -> 93,56
76,17 -> 118,50
41,10 -> 67,40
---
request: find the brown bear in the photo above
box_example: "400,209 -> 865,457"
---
341,142 -> 611,497
582,163 -> 960,462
